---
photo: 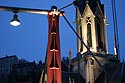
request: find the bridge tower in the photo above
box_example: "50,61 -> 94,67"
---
46,6 -> 62,83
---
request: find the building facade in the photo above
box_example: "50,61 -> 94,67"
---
0,55 -> 18,83
0,55 -> 44,83
0,55 -> 18,74
8,60 -> 44,83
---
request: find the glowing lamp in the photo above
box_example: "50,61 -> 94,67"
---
10,13 -> 20,26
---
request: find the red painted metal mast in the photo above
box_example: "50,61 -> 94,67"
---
0,5 -> 64,83
47,6 -> 63,83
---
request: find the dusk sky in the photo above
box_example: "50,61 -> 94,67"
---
0,0 -> 124,63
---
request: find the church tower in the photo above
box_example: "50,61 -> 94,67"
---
72,0 -> 117,83
76,0 -> 108,54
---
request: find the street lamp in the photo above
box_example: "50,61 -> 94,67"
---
10,13 -> 20,26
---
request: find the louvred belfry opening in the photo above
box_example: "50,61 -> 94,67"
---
46,6 -> 62,83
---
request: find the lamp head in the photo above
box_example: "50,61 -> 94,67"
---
10,13 -> 20,26
51,5 -> 57,10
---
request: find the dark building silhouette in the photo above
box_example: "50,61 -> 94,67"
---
8,60 -> 44,83
0,55 -> 18,83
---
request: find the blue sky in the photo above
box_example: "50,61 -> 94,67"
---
0,0 -> 124,63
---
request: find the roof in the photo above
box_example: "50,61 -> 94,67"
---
72,51 -> 117,63
0,55 -> 17,60
77,0 -> 104,15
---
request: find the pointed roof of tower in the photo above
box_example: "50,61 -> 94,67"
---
77,0 -> 104,15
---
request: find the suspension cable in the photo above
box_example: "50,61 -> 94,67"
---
111,0 -> 120,60
62,14 -> 116,83
62,15 -> 90,52
58,2 -> 74,11
58,1 -> 78,11
114,0 -> 120,60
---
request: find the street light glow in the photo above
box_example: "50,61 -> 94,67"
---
10,13 -> 20,26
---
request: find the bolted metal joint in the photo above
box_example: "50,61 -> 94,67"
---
49,5 -> 64,16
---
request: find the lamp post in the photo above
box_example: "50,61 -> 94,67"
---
0,5 -> 64,83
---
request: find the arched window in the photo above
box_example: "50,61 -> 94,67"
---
96,16 -> 104,50
86,17 -> 92,47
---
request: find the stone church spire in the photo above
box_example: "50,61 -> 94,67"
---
76,0 -> 108,54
